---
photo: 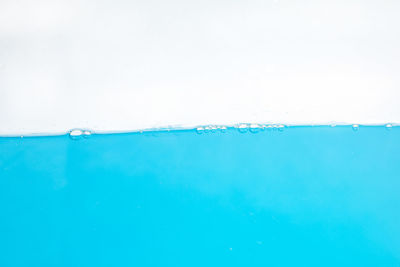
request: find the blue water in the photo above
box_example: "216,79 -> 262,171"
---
1,126 -> 400,266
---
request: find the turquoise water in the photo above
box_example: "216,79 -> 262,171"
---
1,125 -> 400,266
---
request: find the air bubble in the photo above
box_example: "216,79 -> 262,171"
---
263,125 -> 273,131
385,124 -> 393,130
276,124 -> 285,132
196,127 -> 205,134
83,130 -> 92,138
69,129 -> 83,139
219,126 -> 227,133
352,124 -> 359,131
210,126 -> 218,133
249,124 -> 261,133
237,124 -> 249,133
69,129 -> 92,140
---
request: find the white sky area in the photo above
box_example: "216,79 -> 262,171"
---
1,0 -> 400,135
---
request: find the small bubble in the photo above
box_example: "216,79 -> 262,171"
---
263,125 -> 273,131
70,129 -> 83,136
69,129 -> 92,140
256,241 -> 263,245
229,248 -> 233,251
204,126 -> 212,133
219,126 -> 227,133
352,124 -> 359,131
249,124 -> 261,133
276,124 -> 285,132
196,127 -> 205,134
385,124 -> 393,130
210,126 -> 218,133
20,136 -> 23,138
83,130 -> 92,138
330,123 -> 336,127
69,129 -> 83,140
238,124 -> 249,133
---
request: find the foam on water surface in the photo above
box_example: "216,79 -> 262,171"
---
1,125 -> 400,266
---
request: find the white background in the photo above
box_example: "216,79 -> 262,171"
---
1,0 -> 400,135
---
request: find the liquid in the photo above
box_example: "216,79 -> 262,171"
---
1,126 -> 400,266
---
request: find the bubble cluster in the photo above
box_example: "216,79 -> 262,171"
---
263,125 -> 274,131
204,126 -> 218,133
233,123 -> 285,133
196,125 -> 228,134
263,124 -> 284,132
69,129 -> 92,140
